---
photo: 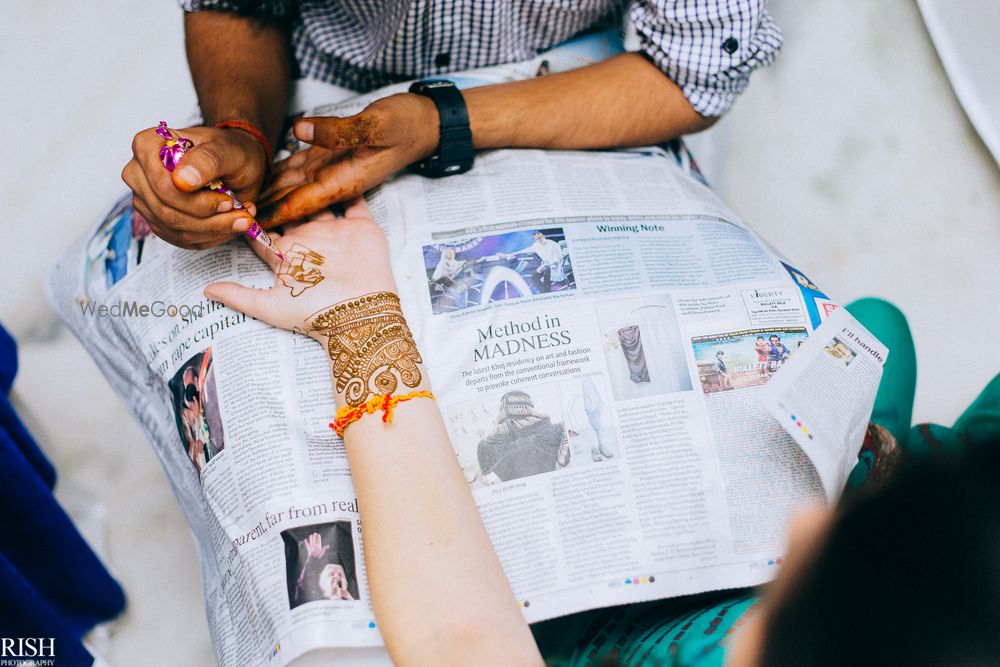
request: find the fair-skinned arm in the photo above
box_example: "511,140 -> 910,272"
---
203,200 -> 542,666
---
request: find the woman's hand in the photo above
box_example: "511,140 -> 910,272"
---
204,198 -> 396,338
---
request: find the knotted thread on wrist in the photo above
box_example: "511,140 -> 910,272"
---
330,390 -> 434,437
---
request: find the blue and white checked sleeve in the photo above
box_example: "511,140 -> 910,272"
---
629,0 -> 783,117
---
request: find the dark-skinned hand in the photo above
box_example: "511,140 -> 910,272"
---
257,93 -> 438,226
122,125 -> 266,249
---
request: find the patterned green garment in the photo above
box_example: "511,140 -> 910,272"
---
531,424 -> 894,667
534,299 -> 1000,666
534,589 -> 761,667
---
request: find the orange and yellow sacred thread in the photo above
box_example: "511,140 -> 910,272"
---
330,391 -> 434,437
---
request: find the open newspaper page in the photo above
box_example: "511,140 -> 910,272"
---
47,92 -> 874,667
380,146 -> 847,622
49,206 -> 384,665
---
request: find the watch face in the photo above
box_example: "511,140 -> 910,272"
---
411,79 -> 454,94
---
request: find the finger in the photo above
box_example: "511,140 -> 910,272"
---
124,157 -> 230,221
341,197 -> 371,219
131,132 -> 233,216
270,149 -> 308,175
262,146 -> 352,201
129,161 -> 253,232
130,194 -> 181,245
133,196 -> 231,250
258,183 -> 299,207
301,146 -> 352,177
244,227 -> 284,271
132,176 -> 252,242
171,141 -> 250,193
269,146 -> 329,178
257,148 -> 391,225
296,110 -> 384,149
260,165 -> 309,203
131,195 -> 213,249
203,282 -> 274,322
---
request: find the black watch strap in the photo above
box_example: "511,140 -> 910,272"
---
408,79 -> 474,178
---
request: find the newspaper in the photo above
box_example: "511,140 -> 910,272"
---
47,96 -> 885,667
759,307 -> 888,502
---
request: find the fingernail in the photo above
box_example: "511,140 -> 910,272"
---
233,217 -> 251,233
246,203 -> 257,216
177,166 -> 200,186
296,121 -> 314,142
216,199 -> 233,213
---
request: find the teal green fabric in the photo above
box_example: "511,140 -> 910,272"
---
534,591 -> 760,667
534,298 -> 923,666
844,298 -> 916,490
907,372 -> 1000,455
844,298 -> 916,444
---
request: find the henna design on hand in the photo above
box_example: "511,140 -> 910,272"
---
277,243 -> 325,297
307,292 -> 422,407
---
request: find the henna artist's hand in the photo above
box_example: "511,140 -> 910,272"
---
256,93 -> 439,226
203,198 -> 396,339
122,125 -> 267,249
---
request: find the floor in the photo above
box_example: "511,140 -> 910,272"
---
1,1 -> 998,665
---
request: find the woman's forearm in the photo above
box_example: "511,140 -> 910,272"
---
321,293 -> 541,665
343,391 -> 540,664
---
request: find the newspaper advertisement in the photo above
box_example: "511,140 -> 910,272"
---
49,119 -> 883,667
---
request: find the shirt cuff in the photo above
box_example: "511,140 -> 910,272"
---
179,0 -> 292,20
628,0 -> 784,117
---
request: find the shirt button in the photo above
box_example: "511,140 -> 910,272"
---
722,37 -> 739,54
435,52 -> 451,67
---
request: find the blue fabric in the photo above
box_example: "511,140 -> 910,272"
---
0,322 -> 126,667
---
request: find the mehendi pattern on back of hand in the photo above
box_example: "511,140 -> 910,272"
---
308,292 -> 422,406
277,243 -> 326,297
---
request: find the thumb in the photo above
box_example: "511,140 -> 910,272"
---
173,142 -> 240,192
296,111 -> 383,149
204,282 -> 272,323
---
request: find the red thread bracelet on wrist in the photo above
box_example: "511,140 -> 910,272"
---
329,391 -> 435,437
214,120 -> 274,173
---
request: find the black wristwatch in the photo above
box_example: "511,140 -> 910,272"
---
408,79 -> 474,178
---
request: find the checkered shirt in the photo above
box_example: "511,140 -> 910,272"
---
180,0 -> 781,116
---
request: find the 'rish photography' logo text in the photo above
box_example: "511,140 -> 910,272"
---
0,637 -> 55,666
75,298 -> 205,321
